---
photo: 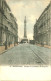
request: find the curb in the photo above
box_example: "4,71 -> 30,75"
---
36,44 -> 51,49
0,46 -> 14,55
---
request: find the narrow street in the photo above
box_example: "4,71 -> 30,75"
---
0,44 -> 51,66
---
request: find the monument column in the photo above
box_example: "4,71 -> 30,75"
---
24,16 -> 27,38
21,16 -> 28,43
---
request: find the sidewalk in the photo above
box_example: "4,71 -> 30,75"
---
37,44 -> 51,49
0,44 -> 18,55
0,46 -> 5,54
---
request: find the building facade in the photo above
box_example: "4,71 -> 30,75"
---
0,0 -> 18,46
33,1 -> 51,46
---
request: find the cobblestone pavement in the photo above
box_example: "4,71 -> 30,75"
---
0,44 -> 51,66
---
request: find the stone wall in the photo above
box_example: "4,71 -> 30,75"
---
0,0 -> 18,46
34,2 -> 51,46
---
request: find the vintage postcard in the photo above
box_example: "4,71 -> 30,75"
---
0,0 -> 51,67
0,0 -> 51,80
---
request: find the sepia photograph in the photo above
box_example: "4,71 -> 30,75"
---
0,0 -> 51,66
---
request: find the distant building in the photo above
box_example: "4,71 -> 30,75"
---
0,0 -> 18,46
33,1 -> 51,46
29,40 -> 35,44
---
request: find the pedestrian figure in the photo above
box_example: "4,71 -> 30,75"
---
5,41 -> 7,50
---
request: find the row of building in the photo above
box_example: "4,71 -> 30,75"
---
33,1 -> 51,46
0,0 -> 18,47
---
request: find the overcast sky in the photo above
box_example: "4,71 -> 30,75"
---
6,0 -> 50,40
